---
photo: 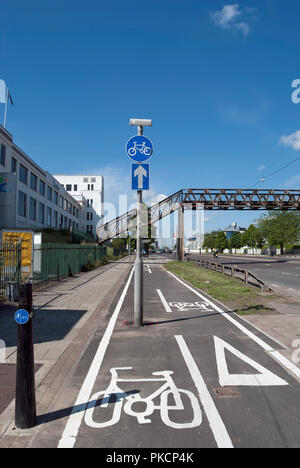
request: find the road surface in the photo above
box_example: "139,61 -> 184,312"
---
30,256 -> 300,449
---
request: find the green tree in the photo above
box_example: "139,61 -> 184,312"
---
242,224 -> 264,249
111,237 -> 127,249
228,232 -> 243,250
215,231 -> 228,252
203,231 -> 219,250
257,212 -> 300,255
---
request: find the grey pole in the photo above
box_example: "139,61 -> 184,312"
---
134,124 -> 144,327
177,204 -> 185,261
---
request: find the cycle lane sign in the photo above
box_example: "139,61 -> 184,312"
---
126,135 -> 153,162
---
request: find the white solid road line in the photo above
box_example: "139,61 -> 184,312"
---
58,267 -> 135,449
175,335 -> 233,449
157,289 -> 172,313
167,271 -> 300,382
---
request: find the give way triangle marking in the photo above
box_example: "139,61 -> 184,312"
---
214,336 -> 289,387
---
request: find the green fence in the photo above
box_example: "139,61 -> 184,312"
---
33,243 -> 107,285
0,243 -> 21,301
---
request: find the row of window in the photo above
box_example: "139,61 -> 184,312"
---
0,142 -> 80,218
63,183 -> 94,191
18,191 -> 79,229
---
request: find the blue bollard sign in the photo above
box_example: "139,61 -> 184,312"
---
15,309 -> 30,325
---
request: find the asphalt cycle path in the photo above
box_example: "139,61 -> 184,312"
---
37,261 -> 300,448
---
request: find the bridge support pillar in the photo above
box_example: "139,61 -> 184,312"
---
177,204 -> 185,261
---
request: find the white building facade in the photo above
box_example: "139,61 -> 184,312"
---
0,125 -> 84,232
53,175 -> 104,235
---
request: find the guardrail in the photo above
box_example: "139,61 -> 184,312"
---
187,257 -> 273,292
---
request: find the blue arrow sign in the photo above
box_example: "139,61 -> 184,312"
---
132,164 -> 149,190
126,135 -> 153,162
14,309 -> 30,325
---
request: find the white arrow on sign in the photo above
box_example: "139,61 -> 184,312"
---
134,165 -> 147,189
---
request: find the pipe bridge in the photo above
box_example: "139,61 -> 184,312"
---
97,188 -> 300,259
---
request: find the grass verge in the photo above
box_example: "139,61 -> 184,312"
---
165,261 -> 279,315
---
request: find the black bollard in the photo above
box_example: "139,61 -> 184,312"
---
15,282 -> 36,429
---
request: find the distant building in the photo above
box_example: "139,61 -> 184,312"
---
54,175 -> 104,236
223,222 -> 246,240
0,125 -> 83,232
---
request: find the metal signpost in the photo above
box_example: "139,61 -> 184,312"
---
127,118 -> 153,327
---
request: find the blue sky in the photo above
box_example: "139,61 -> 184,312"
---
1,0 -> 300,236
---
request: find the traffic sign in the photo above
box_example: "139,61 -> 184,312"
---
126,135 -> 153,162
132,164 -> 149,190
14,309 -> 30,325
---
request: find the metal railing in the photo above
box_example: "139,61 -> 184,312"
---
187,257 -> 273,292
33,243 -> 108,285
0,242 -> 21,301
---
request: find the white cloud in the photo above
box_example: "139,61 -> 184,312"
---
257,164 -> 266,172
282,174 -> 300,188
210,4 -> 251,37
279,130 -> 300,151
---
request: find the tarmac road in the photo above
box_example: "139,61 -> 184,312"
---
30,257 -> 300,449
186,253 -> 300,293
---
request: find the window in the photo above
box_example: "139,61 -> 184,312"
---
29,197 -> 37,221
87,184 -> 90,190
76,209 -> 79,218
64,216 -> 68,229
39,180 -> 45,196
90,212 -> 93,221
47,207 -> 52,226
39,203 -> 45,224
54,191 -> 58,205
91,177 -> 96,183
18,191 -> 27,217
83,177 -> 88,183
11,157 -> 17,173
59,195 -> 63,208
54,211 -> 58,229
65,200 -> 68,212
19,165 -> 28,185
59,214 -> 63,228
47,186 -> 53,202
66,184 -> 72,191
87,212 -> 89,221
0,144 -> 6,167
73,206 -> 75,216
30,173 -> 37,191
69,204 -> 72,215
91,184 -> 94,191
74,184 -> 78,191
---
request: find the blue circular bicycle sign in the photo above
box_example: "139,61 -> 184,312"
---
14,309 -> 30,325
126,135 -> 153,162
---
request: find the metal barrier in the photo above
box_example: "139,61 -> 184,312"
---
187,257 -> 273,292
0,242 -> 21,301
33,243 -> 108,285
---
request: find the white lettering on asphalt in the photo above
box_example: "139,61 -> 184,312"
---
58,268 -> 135,449
214,336 -> 288,387
175,335 -> 233,448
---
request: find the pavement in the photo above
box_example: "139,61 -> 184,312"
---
0,255 -> 300,448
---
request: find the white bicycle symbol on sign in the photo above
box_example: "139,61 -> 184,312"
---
128,142 -> 152,157
84,367 -> 202,429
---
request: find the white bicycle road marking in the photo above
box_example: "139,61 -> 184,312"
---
169,301 -> 214,312
214,337 -> 288,387
58,268 -> 135,449
84,367 -> 202,430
